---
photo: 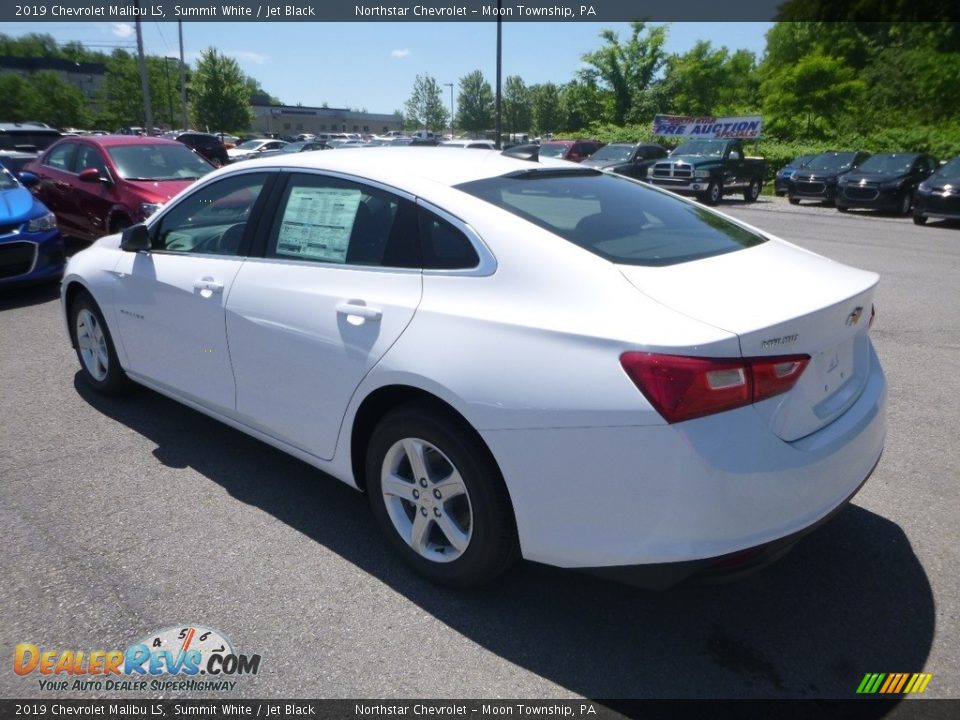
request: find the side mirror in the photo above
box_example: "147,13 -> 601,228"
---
120,224 -> 151,251
18,171 -> 39,187
78,167 -> 105,184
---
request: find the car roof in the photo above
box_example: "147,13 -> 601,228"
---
235,146 -> 574,190
52,134 -> 183,148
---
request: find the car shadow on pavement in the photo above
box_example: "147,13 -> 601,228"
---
0,281 -> 59,310
76,377 -> 934,705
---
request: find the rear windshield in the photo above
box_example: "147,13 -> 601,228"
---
456,170 -> 766,266
0,130 -> 61,152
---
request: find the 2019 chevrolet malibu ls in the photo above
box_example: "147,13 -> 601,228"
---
60,148 -> 886,588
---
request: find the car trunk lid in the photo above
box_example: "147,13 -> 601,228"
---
618,240 -> 878,441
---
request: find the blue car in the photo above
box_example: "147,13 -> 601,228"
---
0,166 -> 64,287
774,154 -> 815,196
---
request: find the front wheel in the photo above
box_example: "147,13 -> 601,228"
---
366,403 -> 518,587
743,178 -> 761,202
899,191 -> 913,216
703,180 -> 723,205
788,196 -> 800,205
69,292 -> 129,395
913,213 -> 927,225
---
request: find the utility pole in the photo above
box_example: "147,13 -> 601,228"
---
178,21 -> 188,130
134,8 -> 153,133
163,58 -> 175,129
495,1 -> 502,149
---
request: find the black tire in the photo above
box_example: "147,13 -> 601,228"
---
899,191 -> 913,216
366,402 -> 519,587
110,216 -> 132,235
837,205 -> 849,213
913,213 -> 927,225
703,180 -> 723,205
69,291 -> 129,395
788,196 -> 800,205
743,178 -> 761,202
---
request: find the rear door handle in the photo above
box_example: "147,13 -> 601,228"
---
336,302 -> 382,322
194,277 -> 224,295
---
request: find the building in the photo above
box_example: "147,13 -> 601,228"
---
252,103 -> 402,137
0,56 -> 106,106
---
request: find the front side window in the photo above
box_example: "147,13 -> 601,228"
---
267,173 -> 417,268
457,170 -> 766,267
43,142 -> 77,172
75,145 -> 109,177
153,173 -> 268,255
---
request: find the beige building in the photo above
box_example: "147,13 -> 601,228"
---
253,103 -> 402,136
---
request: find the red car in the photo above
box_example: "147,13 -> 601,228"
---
538,139 -> 605,163
22,135 -> 213,241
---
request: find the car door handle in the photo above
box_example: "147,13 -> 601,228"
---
336,302 -> 382,322
193,278 -> 224,295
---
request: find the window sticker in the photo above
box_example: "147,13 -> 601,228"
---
276,186 -> 361,263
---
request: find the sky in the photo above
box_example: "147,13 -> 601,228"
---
0,21 -> 773,114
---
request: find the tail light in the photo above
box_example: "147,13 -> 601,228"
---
620,352 -> 810,423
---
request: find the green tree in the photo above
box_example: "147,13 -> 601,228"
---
404,74 -> 448,131
502,76 -> 532,137
581,22 -> 668,125
0,74 -> 40,122
456,70 -> 494,137
761,52 -> 865,138
191,48 -> 253,132
28,71 -> 90,128
658,42 -> 759,116
529,83 -> 563,136
560,76 -> 610,132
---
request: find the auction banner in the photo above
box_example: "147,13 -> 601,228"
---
653,114 -> 763,139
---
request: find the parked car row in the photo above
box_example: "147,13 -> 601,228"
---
776,149 -> 959,226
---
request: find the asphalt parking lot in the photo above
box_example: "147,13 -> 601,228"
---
1,197 -> 958,701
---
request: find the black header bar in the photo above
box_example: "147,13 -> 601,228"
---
2,0 -> 958,23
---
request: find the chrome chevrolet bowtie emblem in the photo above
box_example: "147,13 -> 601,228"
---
846,306 -> 864,326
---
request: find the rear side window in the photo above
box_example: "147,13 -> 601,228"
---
457,171 -> 766,267
418,208 -> 480,270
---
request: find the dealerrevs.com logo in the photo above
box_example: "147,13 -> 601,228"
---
14,625 -> 261,693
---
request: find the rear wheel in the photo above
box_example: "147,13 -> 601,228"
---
366,403 -> 518,587
69,292 -> 129,395
788,196 -> 800,205
743,178 -> 761,202
913,213 -> 927,225
837,205 -> 849,213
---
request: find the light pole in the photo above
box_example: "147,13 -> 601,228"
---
444,82 -> 454,137
163,57 -> 177,130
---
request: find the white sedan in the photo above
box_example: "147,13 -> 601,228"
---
61,148 -> 886,588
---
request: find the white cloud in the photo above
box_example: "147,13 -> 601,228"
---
111,23 -> 135,39
391,49 -> 411,59
228,51 -> 268,65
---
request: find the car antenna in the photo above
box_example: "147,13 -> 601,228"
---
501,144 -> 539,162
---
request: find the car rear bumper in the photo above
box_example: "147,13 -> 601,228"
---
579,454 -> 877,589
482,342 -> 886,572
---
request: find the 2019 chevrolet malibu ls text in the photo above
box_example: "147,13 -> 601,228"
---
60,148 -> 886,588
